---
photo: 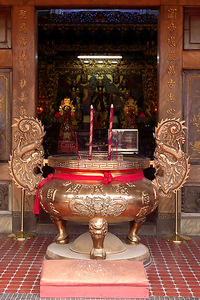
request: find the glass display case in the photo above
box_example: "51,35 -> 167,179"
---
111,129 -> 138,154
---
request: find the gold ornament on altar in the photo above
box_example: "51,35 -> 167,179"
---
58,97 -> 77,153
124,98 -> 138,115
59,97 -> 75,116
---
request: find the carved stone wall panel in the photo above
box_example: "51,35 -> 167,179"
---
183,71 -> 200,163
158,195 -> 175,214
182,185 -> 200,213
0,8 -> 11,49
0,182 -> 9,211
181,215 -> 200,236
157,212 -> 175,235
0,69 -> 12,161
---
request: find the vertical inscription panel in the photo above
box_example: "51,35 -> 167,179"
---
12,6 -> 36,118
158,6 -> 183,215
12,6 -> 36,212
183,71 -> 200,163
159,6 -> 183,121
0,8 -> 11,48
0,70 -> 11,160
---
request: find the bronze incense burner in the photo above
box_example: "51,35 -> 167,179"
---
38,152 -> 157,259
9,117 -> 190,259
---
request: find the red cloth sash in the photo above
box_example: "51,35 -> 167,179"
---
33,170 -> 144,214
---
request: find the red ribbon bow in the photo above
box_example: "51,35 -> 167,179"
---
102,172 -> 113,184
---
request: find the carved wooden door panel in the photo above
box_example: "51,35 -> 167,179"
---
181,8 -> 200,234
0,8 -> 11,161
0,8 -> 12,230
182,70 -> 200,218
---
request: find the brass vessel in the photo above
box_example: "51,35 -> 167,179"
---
39,152 -> 158,259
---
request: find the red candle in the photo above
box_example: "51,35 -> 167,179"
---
108,104 -> 114,160
88,105 -> 93,160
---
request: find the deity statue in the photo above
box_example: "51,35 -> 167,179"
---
120,97 -> 138,129
58,109 -> 75,142
58,97 -> 76,153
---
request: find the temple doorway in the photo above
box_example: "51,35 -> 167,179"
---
36,8 -> 159,231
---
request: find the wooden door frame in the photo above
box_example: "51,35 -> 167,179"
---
8,2 -> 185,235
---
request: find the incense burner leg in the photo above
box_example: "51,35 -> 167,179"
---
89,217 -> 108,259
51,217 -> 68,244
126,218 -> 146,245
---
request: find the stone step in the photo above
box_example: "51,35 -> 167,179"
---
40,259 -> 149,298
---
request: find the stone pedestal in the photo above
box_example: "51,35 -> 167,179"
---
45,232 -> 151,266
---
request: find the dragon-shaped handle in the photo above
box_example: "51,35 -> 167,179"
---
9,116 -> 45,194
153,118 -> 190,196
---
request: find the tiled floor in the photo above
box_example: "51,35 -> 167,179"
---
0,235 -> 199,299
